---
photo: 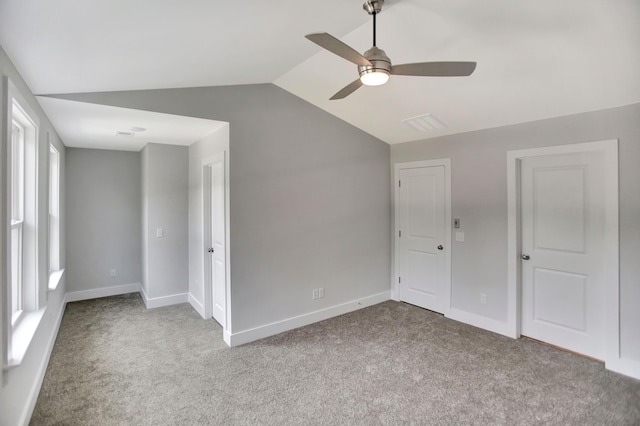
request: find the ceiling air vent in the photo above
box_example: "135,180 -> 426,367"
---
402,113 -> 447,132
115,131 -> 135,137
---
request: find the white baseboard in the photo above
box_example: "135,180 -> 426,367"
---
606,357 -> 640,380
21,292 -> 67,426
65,283 -> 140,303
226,291 -> 391,347
188,293 -> 206,319
390,285 -> 400,302
446,307 -> 515,338
139,285 -> 188,309
448,308 -> 640,379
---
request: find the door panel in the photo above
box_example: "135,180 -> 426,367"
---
533,167 -> 586,253
533,268 -> 587,332
407,250 -> 437,296
521,152 -> 605,359
398,166 -> 446,313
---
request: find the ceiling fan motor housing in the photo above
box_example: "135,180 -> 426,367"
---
358,46 -> 391,79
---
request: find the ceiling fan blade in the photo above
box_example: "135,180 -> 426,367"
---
330,79 -> 363,100
305,33 -> 372,67
391,61 -> 477,77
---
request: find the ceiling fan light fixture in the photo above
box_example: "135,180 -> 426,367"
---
359,46 -> 391,86
360,69 -> 389,86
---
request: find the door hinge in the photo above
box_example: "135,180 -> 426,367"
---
398,180 -> 401,187
399,230 -> 402,238
398,276 -> 401,284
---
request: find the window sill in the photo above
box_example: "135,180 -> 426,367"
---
48,268 -> 65,292
4,308 -> 45,370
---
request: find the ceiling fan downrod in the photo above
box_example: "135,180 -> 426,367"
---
363,0 -> 384,46
373,10 -> 377,46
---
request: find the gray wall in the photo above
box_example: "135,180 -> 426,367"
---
66,148 -> 141,292
141,143 -> 189,300
391,103 -> 640,363
53,84 -> 392,333
0,45 -> 67,426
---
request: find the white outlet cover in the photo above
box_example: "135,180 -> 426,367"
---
456,232 -> 465,242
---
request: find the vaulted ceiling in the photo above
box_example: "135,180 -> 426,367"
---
1,0 -> 638,147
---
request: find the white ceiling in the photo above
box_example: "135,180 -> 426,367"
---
1,0 -> 639,147
37,97 -> 226,151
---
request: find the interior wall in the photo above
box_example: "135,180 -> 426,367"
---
187,124 -> 229,318
390,103 -> 640,366
140,143 -> 189,304
51,84 -> 392,335
0,45 -> 67,426
66,148 -> 141,293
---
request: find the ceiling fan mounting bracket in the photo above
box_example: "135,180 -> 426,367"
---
363,0 -> 384,15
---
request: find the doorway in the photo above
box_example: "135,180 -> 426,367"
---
507,140 -> 619,364
394,159 -> 451,314
203,152 -> 228,328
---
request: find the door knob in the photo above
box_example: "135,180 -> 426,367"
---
437,245 -> 444,251
207,248 -> 214,253
521,254 -> 530,260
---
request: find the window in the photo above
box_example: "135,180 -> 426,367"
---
4,81 -> 44,369
10,121 -> 25,324
48,141 -> 63,290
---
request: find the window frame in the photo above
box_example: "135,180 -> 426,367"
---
48,138 -> 64,291
3,78 -> 44,370
10,120 -> 25,325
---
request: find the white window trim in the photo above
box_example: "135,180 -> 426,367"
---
10,121 -> 25,325
10,219 -> 24,325
3,78 -> 43,370
48,139 -> 64,291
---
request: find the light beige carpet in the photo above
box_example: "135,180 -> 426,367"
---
31,293 -> 640,425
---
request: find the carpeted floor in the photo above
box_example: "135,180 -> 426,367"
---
31,293 -> 640,425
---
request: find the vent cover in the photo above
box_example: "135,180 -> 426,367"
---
402,113 -> 447,132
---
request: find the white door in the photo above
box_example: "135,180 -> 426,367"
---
520,151 -> 606,359
208,158 -> 226,327
397,165 -> 447,313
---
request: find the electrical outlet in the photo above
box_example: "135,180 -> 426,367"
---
456,232 -> 465,242
480,293 -> 487,304
110,269 -> 117,278
312,289 -> 319,300
318,288 -> 324,298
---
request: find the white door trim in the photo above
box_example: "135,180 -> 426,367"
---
202,151 -> 231,339
507,140 -> 619,369
393,159 -> 452,315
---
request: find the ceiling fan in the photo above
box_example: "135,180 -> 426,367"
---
305,0 -> 477,100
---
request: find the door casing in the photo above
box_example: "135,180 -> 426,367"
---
393,159 -> 452,314
202,152 -> 231,337
507,140 -> 619,368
